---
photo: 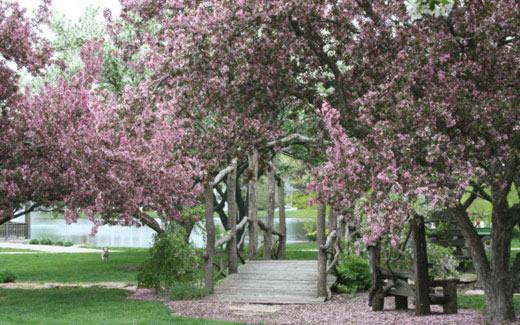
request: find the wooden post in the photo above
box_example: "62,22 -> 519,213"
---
204,183 -> 215,293
25,204 -> 31,239
368,243 -> 384,311
443,280 -> 458,314
317,203 -> 327,297
264,165 -> 275,259
277,179 -> 286,259
248,150 -> 258,259
412,215 -> 431,315
328,205 -> 336,232
227,159 -> 238,273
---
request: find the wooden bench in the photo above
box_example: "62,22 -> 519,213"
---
376,269 -> 459,314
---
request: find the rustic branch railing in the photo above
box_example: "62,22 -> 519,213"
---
318,210 -> 346,299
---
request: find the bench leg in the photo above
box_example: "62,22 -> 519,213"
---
443,282 -> 458,314
372,292 -> 385,311
395,296 -> 408,310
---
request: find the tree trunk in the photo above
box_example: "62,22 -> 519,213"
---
248,150 -> 258,259
412,215 -> 430,316
277,179 -> 286,259
227,159 -> 238,274
317,203 -> 327,297
204,183 -> 215,293
264,165 -> 275,259
368,243 -> 384,311
484,198 -> 516,322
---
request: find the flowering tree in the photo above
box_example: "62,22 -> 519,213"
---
1,1 -> 203,233
0,0 -> 52,223
312,1 -> 519,321
115,0 -> 519,321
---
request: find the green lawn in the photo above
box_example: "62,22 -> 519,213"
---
0,249 -> 149,283
285,242 -> 317,260
459,295 -> 520,313
0,248 -> 36,253
0,288 -> 236,325
258,206 -> 320,219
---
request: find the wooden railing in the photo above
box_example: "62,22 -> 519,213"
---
211,216 -> 285,279
319,211 -> 347,299
0,223 -> 29,239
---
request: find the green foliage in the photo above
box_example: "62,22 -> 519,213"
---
39,238 -> 53,245
427,243 -> 460,278
63,241 -> 74,247
336,254 -> 370,294
384,240 -> 459,279
303,221 -> 329,241
54,241 -> 64,246
138,226 -> 201,290
418,0 -> 451,10
170,282 -> 208,301
0,270 -> 16,283
459,295 -> 520,313
304,221 -> 317,241
291,192 -> 315,209
29,239 -> 40,245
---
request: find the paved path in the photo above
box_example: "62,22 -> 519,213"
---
205,260 -> 335,304
0,242 -> 104,253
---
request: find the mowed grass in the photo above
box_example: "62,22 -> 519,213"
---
0,288 -> 237,325
0,249 -> 149,283
0,248 -> 36,252
258,207 -> 319,219
459,295 -> 520,313
285,242 -> 317,260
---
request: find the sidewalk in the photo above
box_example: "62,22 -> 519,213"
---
0,242 -> 103,253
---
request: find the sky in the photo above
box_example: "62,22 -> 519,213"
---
10,0 -> 121,21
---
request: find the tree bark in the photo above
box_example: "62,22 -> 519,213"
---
368,243 -> 384,311
204,183 -> 215,293
277,179 -> 287,259
227,159 -> 238,274
484,196 -> 515,322
328,205 -> 336,232
248,150 -> 258,259
453,200 -> 517,322
264,165 -> 275,259
317,203 -> 327,297
412,215 -> 431,316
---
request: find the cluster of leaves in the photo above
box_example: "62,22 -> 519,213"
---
335,254 -> 371,294
383,241 -> 460,279
29,238 -> 73,246
137,226 -> 201,291
0,270 -> 16,283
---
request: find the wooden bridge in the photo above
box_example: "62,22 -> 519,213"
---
205,260 -> 336,304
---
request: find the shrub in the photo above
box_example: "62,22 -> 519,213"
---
170,282 -> 208,300
513,226 -> 520,239
427,243 -> 460,279
304,221 -> 329,242
55,241 -> 64,246
137,225 -> 201,291
39,238 -> 53,245
63,241 -> 74,247
0,270 -> 16,283
29,239 -> 40,245
292,192 -> 315,210
336,254 -> 370,294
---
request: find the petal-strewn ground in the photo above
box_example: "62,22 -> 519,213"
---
133,289 -> 492,324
